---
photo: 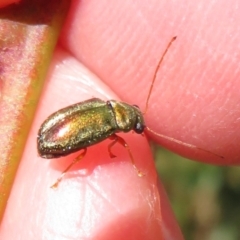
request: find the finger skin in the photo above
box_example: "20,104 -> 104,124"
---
2,0 -> 238,239
0,0 -> 19,8
61,0 -> 240,164
0,49 -> 183,239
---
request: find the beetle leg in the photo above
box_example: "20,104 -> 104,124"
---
108,136 -> 118,158
51,148 -> 87,188
108,134 -> 144,177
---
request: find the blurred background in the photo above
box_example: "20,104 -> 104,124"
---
153,144 -> 240,240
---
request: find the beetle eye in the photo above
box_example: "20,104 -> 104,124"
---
134,122 -> 145,134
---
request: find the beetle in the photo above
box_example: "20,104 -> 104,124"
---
37,98 -> 146,188
37,36 -> 222,188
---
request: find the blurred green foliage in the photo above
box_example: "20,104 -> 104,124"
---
153,144 -> 240,240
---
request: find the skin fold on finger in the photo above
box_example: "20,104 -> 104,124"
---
0,48 -> 183,240
60,0 -> 240,164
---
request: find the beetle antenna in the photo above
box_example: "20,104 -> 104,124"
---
146,126 -> 224,159
144,36 -> 177,114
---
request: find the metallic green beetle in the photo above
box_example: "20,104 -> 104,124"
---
37,36 -> 223,187
37,37 -> 177,187
37,98 -> 145,158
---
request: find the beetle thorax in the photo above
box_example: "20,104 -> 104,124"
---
108,100 -> 145,134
